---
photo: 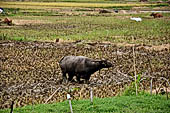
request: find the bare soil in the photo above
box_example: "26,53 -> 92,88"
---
13,19 -> 51,25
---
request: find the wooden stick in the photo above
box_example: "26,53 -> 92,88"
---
67,94 -> 73,113
147,53 -> 154,95
10,101 -> 14,113
45,87 -> 61,103
32,101 -> 34,113
150,78 -> 153,95
132,36 -> 138,96
156,81 -> 166,95
165,83 -> 169,100
69,100 -> 73,113
90,87 -> 93,104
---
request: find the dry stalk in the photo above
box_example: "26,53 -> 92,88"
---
45,87 -> 61,104
165,83 -> 169,100
156,81 -> 166,95
132,36 -> 138,96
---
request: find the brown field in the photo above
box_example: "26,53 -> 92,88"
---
0,41 -> 169,109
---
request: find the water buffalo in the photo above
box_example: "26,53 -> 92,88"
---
4,18 -> 12,26
140,0 -> 148,2
150,13 -> 163,18
59,56 -> 112,83
99,9 -> 111,14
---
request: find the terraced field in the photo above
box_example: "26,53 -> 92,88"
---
0,0 -> 170,110
0,41 -> 169,108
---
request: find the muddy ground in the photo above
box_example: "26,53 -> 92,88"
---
0,41 -> 169,109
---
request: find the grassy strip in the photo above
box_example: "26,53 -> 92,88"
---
0,34 -> 35,41
0,0 -> 126,3
0,95 -> 169,113
1,0 -> 169,3
0,1 -> 163,9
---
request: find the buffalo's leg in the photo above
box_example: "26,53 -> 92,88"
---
85,75 -> 90,84
68,73 -> 74,82
76,75 -> 82,83
62,72 -> 67,83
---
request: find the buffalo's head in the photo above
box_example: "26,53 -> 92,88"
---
150,13 -> 155,16
97,60 -> 113,68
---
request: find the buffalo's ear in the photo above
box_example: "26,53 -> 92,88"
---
101,58 -> 107,61
93,60 -> 106,64
91,60 -> 102,65
93,60 -> 101,62
94,60 -> 105,65
101,59 -> 107,62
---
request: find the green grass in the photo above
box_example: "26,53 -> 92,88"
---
1,1 -> 168,9
1,13 -> 170,45
0,34 -> 35,41
0,1 -> 170,45
0,95 -> 169,113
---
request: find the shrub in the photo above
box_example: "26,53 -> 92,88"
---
122,73 -> 149,96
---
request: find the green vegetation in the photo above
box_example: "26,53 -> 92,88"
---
0,95 -> 169,113
1,0 -> 122,3
0,1 -> 169,45
1,9 -> 170,45
1,1 -> 167,9
0,34 -> 33,41
123,73 -> 142,96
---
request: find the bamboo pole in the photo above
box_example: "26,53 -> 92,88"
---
10,101 -> 14,113
90,87 -> 93,104
150,78 -> 153,95
132,36 -> 138,96
67,94 -> 73,113
165,84 -> 169,100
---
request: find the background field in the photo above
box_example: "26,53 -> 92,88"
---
1,0 -> 169,2
0,0 -> 170,112
0,1 -> 170,45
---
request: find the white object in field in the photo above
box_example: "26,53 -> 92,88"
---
150,78 -> 153,95
69,99 -> 73,113
90,88 -> 93,104
67,94 -> 71,100
130,17 -> 142,22
0,8 -> 3,13
67,94 -> 73,113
